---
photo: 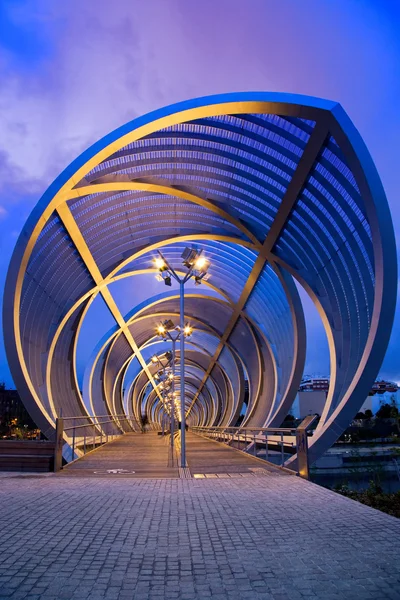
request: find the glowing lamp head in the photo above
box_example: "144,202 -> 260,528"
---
154,257 -> 166,270
157,325 -> 166,335
184,325 -> 192,336
151,355 -> 158,363
194,256 -> 207,270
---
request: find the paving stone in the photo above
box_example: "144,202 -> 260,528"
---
1,436 -> 400,599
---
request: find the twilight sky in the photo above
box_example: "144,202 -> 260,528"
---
0,0 -> 400,387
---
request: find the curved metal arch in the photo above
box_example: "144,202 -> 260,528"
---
86,312 -> 222,419
142,355 -> 221,427
4,92 -> 395,469
5,95 -> 316,437
127,339 -> 231,427
62,183 -> 260,246
44,247 -> 243,430
93,289 -> 282,429
111,342 -> 219,427
92,302 -> 248,428
92,290 -> 256,430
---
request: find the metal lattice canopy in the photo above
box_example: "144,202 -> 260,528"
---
3,92 -> 397,466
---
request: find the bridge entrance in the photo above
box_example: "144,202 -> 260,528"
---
57,432 -> 288,479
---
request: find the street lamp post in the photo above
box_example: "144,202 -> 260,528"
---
154,247 -> 210,468
151,351 -> 173,441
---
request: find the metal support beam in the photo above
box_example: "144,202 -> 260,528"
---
186,120 -> 330,417
180,281 -> 186,466
56,202 -> 163,403
54,417 -> 64,472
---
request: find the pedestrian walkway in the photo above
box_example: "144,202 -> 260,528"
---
57,431 -> 287,479
58,431 -> 179,478
1,432 -> 400,599
1,470 -> 399,599
185,431 -> 285,477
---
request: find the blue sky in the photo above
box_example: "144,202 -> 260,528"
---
0,0 -> 400,387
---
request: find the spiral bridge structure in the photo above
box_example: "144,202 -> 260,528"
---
3,92 -> 396,466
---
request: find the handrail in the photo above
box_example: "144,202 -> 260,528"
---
193,425 -> 299,434
62,414 -> 129,420
53,415 -> 140,472
191,416 -> 318,479
64,418 -> 136,432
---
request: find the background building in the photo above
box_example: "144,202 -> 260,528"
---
0,386 -> 37,433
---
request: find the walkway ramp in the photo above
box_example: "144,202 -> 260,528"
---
58,431 -> 289,479
58,432 -> 179,478
186,432 -> 287,477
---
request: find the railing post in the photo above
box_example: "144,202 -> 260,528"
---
295,415 -> 318,479
54,417 -> 64,472
253,434 -> 256,456
280,432 -> 284,466
265,434 -> 268,460
71,418 -> 76,462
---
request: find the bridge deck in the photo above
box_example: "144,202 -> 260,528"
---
58,431 -> 179,478
59,432 -> 287,478
185,431 -> 286,477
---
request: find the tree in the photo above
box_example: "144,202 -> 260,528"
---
365,409 -> 373,419
376,403 -> 398,419
355,411 -> 366,420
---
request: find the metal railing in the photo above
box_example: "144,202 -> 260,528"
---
54,414 -> 139,472
192,415 -> 318,479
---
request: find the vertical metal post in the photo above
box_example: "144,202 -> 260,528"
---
71,418 -> 76,462
265,434 -> 269,460
295,415 -> 318,479
54,417 -> 64,473
180,281 -> 186,468
171,339 -> 175,446
281,432 -> 284,466
253,434 -> 256,456
84,431 -> 86,454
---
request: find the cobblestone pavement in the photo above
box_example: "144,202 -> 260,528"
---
0,474 -> 399,600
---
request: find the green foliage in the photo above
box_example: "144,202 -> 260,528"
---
376,402 -> 399,419
334,481 -> 400,519
13,428 -> 24,439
